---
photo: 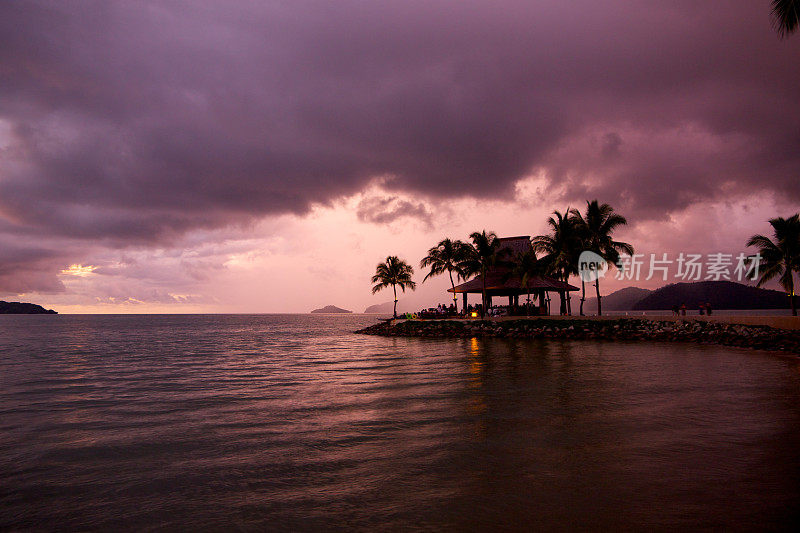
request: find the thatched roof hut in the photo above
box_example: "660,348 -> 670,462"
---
448,236 -> 578,315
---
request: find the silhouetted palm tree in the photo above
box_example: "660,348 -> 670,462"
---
772,0 -> 799,37
746,214 -> 800,315
371,256 -> 417,318
532,210 -> 581,315
460,230 -> 507,318
504,249 -> 543,316
420,238 -> 470,312
569,201 -> 633,316
569,210 -> 592,316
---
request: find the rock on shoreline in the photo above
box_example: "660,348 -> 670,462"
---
356,318 -> 800,354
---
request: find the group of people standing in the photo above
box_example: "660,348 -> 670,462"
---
435,303 -> 456,315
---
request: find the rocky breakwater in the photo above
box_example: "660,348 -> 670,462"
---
356,318 -> 800,354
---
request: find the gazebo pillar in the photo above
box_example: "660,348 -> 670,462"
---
463,292 -> 467,313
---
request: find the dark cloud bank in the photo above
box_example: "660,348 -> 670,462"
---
0,0 -> 798,292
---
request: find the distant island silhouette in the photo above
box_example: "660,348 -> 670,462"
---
571,281 -> 790,312
310,305 -> 352,314
632,281 -> 790,310
364,301 -> 396,314
364,300 -> 418,314
0,301 -> 57,314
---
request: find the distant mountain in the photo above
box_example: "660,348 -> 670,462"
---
310,305 -> 352,314
364,301 -> 398,314
572,286 -> 652,313
364,300 -> 416,314
0,301 -> 57,314
632,281 -> 790,310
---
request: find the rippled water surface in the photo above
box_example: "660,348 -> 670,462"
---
1,314 -> 799,531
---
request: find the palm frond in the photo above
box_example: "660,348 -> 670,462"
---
746,213 -> 800,294
371,255 -> 416,295
420,238 -> 470,283
746,234 -> 778,251
772,0 -> 800,38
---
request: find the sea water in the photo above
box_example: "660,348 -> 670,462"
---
1,314 -> 799,530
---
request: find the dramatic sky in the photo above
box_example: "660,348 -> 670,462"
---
1,0 -> 798,313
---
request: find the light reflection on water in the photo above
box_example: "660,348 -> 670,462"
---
1,314 -> 799,530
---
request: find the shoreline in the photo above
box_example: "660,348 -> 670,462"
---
483,313 -> 800,330
356,316 -> 800,354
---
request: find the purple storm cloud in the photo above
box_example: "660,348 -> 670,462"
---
0,0 -> 797,297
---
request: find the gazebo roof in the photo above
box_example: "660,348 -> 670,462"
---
448,273 -> 579,294
496,236 -> 532,255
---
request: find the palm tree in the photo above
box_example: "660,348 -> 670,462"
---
532,209 -> 581,315
420,238 -> 470,312
746,214 -> 800,316
371,256 -> 417,318
772,0 -> 799,37
460,230 -> 507,318
504,249 -> 543,316
569,210 -> 591,316
568,200 -> 633,316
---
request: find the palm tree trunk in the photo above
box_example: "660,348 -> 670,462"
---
579,280 -> 585,316
481,268 -> 487,319
595,278 -> 602,316
393,284 -> 397,318
449,270 -> 457,312
789,270 -> 797,316
557,270 -> 566,315
564,273 -> 572,315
